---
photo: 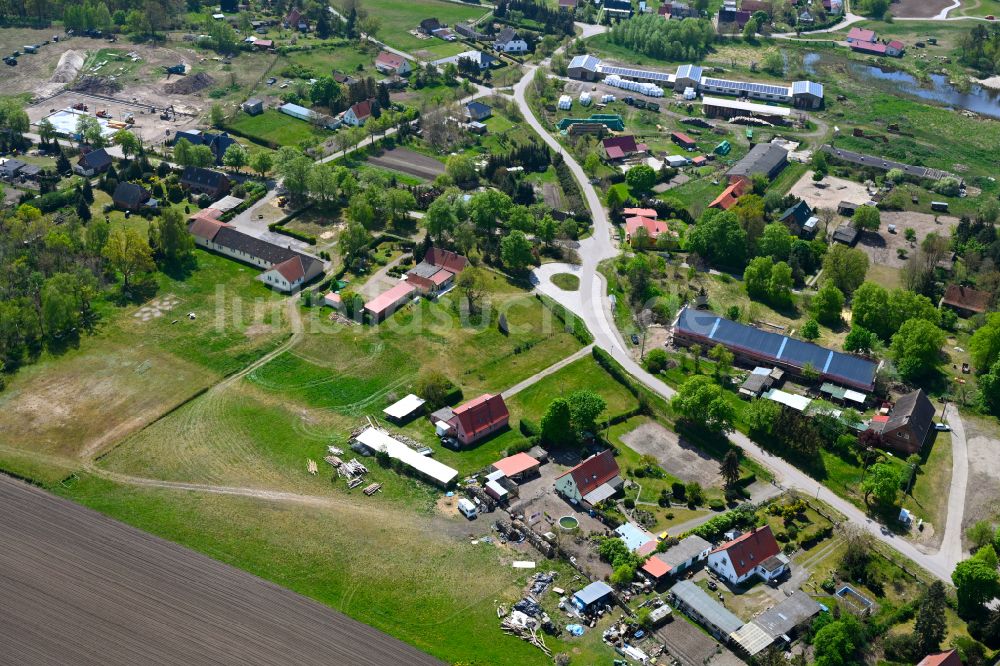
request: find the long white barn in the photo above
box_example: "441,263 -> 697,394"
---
567,55 -> 823,109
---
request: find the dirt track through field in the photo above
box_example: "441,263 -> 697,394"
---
0,474 -> 444,666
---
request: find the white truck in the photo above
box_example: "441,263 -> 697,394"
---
458,498 -> 478,520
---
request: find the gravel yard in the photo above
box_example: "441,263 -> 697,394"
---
619,422 -> 723,487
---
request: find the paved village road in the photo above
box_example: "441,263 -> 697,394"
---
512,65 -> 966,582
0,474 -> 443,666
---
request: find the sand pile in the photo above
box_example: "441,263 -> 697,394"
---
163,72 -> 215,95
50,49 -> 85,83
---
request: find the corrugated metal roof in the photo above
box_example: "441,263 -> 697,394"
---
674,307 -> 877,390
670,580 -> 743,635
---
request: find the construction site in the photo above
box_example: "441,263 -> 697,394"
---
27,90 -> 200,146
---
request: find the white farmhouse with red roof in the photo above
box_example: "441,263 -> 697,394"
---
374,51 -> 412,76
706,525 -> 788,585
554,450 -> 623,506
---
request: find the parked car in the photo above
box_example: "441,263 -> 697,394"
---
935,423 -> 951,431
707,580 -> 718,591
266,77 -> 277,85
630,333 -> 640,345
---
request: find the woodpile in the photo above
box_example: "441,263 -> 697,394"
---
363,483 -> 382,496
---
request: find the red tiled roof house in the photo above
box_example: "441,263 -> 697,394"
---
706,525 -> 788,585
554,450 -> 624,506
406,248 -> 468,295
602,135 -> 647,161
343,99 -> 375,127
624,216 -> 670,246
941,284 -> 991,317
445,393 -> 509,446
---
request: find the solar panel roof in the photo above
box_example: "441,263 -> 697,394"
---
701,77 -> 791,96
791,80 -> 824,97
598,64 -> 672,82
675,64 -> 703,80
675,307 -> 877,389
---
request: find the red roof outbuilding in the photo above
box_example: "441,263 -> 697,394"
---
917,651 -> 961,666
492,452 -> 540,478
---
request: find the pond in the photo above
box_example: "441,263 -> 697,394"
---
803,52 -> 1000,119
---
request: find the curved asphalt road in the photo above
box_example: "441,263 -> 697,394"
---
0,474 -> 443,666
512,65 -> 967,582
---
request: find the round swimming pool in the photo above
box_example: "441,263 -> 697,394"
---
559,515 -> 580,530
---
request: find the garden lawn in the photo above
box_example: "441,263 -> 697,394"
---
228,109 -> 331,146
332,0 -> 491,57
280,41 -> 375,78
394,353 -> 640,475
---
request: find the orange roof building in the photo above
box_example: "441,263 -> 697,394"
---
363,282 -> 416,322
491,452 -> 541,480
708,177 -> 750,210
624,216 -> 670,245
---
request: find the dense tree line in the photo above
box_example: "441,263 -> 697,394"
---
607,14 -> 715,61
959,23 -> 1000,75
494,0 -> 574,36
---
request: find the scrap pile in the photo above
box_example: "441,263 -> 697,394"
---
325,455 -> 369,488
530,571 -> 556,596
498,605 -> 552,657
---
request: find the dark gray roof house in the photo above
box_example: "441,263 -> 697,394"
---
242,98 -> 264,116
180,166 -> 231,197
872,389 -> 936,454
0,159 -> 26,178
112,182 -> 151,210
18,164 -> 42,179
75,148 -> 113,175
465,101 -> 492,121
751,591 -> 823,639
726,143 -> 788,180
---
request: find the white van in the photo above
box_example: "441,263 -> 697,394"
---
458,498 -> 477,520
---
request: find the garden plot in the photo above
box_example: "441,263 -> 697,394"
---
960,414 -> 1000,548
618,421 -> 723,487
366,148 -> 445,181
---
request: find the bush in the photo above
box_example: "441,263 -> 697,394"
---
519,418 -> 540,437
671,482 -> 686,500
623,498 -> 635,509
709,498 -> 725,511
